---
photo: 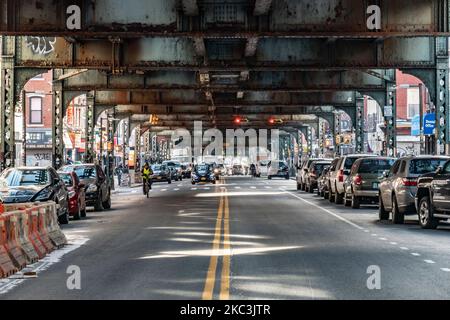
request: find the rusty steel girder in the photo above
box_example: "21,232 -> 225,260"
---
0,0 -> 447,36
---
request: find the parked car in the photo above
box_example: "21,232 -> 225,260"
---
318,166 -> 332,197
416,160 -> 450,229
297,158 -> 329,191
162,161 -> 183,181
256,160 -> 270,177
192,164 -> 217,185
267,160 -> 290,180
232,165 -> 245,175
305,160 -> 333,193
150,164 -> 172,184
58,171 -> 87,220
0,167 -> 70,224
343,157 -> 396,209
379,156 -> 450,223
329,154 -> 377,204
61,164 -> 112,212
321,158 -> 340,199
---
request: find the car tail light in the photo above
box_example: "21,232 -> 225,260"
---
402,178 -> 417,187
353,174 -> 362,185
338,169 -> 345,182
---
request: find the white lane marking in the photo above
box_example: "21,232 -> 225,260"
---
202,187 -> 210,190
191,188 -> 198,190
441,268 -> 450,272
363,230 -> 370,233
235,187 -> 241,189
371,234 -> 378,237
161,189 -> 167,192
411,253 -> 421,257
400,247 -> 409,250
177,184 -> 182,187
284,190 -> 364,230
174,188 -> 180,191
250,186 -> 256,189
390,242 -> 398,245
424,260 -> 435,264
265,186 -> 272,189
379,237 -> 387,241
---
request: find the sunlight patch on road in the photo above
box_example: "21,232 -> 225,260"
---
195,191 -> 288,198
138,245 -> 302,260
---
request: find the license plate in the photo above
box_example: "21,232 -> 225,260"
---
157,177 -> 161,180
372,182 -> 379,189
201,177 -> 206,181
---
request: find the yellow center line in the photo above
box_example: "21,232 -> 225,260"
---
202,183 -> 224,300
220,185 -> 231,300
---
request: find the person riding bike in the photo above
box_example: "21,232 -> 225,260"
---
141,162 -> 153,194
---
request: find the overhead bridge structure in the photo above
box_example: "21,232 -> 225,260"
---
0,0 -> 449,168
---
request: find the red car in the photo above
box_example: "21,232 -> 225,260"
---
58,171 -> 87,220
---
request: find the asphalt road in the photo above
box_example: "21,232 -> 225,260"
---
2,176 -> 450,300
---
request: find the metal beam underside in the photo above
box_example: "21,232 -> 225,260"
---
0,0 -> 447,35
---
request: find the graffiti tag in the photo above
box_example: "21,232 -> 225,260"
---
25,36 -> 56,55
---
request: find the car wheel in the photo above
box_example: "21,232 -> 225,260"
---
73,202 -> 81,220
81,205 -> 87,218
268,176 -> 272,180
308,183 -> 314,193
379,195 -> 389,220
328,184 -> 335,203
344,193 -> 351,207
58,210 -> 69,225
168,179 -> 172,184
191,181 -> 195,185
418,196 -> 439,229
391,195 -> 404,224
351,193 -> 360,209
102,190 -> 111,209
285,175 -> 290,180
297,183 -> 301,191
94,192 -> 104,211
335,185 -> 344,205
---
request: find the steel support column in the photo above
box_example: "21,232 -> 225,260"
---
0,37 -> 16,170
107,111 -> 115,190
307,126 -> 313,157
334,112 -> 341,156
52,69 -> 64,169
123,117 -> 130,167
355,97 -> 365,154
435,38 -> 449,155
384,82 -> 397,157
134,124 -> 142,184
85,93 -> 96,163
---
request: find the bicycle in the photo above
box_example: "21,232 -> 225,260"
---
143,178 -> 152,198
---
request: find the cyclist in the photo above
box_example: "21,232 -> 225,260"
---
141,162 -> 153,195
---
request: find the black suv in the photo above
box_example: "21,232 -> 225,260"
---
61,164 -> 111,211
416,160 -> 450,229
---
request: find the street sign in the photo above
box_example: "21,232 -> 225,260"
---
384,106 -> 393,117
411,115 -> 421,136
423,113 -> 436,135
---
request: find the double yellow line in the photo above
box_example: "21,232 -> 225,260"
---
202,177 -> 231,300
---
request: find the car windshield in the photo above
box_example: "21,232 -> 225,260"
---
314,163 -> 330,175
344,157 -> 360,170
409,159 -> 449,175
272,162 -> 287,169
73,167 -> 96,179
358,159 -> 396,174
197,165 -> 209,172
0,169 -> 50,187
152,165 -> 163,171
59,173 -> 73,186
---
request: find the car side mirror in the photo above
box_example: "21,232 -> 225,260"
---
436,166 -> 444,175
383,170 -> 389,178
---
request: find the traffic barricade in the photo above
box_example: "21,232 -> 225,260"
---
16,210 -> 39,264
0,214 -> 17,278
39,203 -> 67,248
35,207 -> 55,253
3,212 -> 27,270
25,208 -> 47,259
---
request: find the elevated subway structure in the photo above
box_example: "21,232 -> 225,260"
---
0,0 -> 449,170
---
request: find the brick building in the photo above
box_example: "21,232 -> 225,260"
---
23,70 -> 53,166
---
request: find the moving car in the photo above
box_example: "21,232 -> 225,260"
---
232,164 -> 244,176
267,160 -> 290,180
150,164 -> 171,184
343,157 -> 396,209
181,164 -> 192,178
0,167 -> 70,224
162,161 -> 183,181
416,160 -> 450,229
379,156 -> 450,224
328,154 -> 376,204
58,171 -> 87,220
297,158 -> 329,191
192,164 -> 217,185
256,160 -> 270,177
305,160 -> 333,193
321,158 -> 339,199
61,164 -> 112,212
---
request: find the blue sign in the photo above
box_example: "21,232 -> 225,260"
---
423,113 -> 436,135
411,115 -> 421,136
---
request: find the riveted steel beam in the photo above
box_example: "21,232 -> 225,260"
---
52,69 -> 65,169
85,93 -> 96,163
